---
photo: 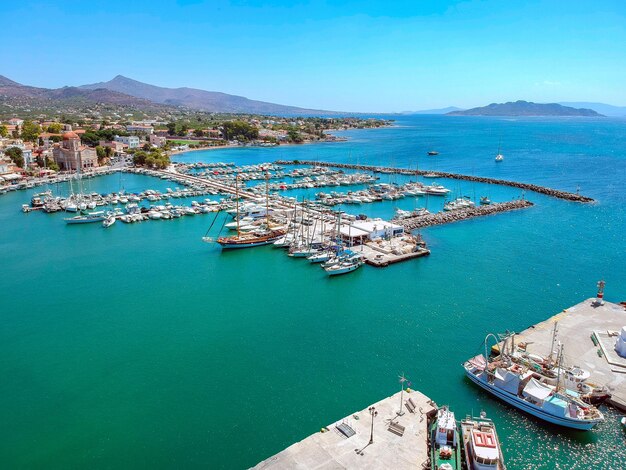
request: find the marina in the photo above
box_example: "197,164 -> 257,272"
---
275,160 -> 595,203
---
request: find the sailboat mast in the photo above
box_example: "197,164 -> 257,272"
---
235,174 -> 240,237
265,170 -> 270,228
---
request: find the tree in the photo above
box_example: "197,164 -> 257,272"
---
221,121 -> 259,141
132,151 -> 148,166
193,129 -> 204,137
0,125 -> 8,138
5,146 -> 24,168
166,122 -> 177,136
46,123 -> 63,134
177,124 -> 189,136
96,146 -> 106,163
287,128 -> 303,143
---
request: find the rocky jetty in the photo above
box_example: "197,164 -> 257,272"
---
398,200 -> 534,230
275,160 -> 594,203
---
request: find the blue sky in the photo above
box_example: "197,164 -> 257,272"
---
1,0 -> 625,112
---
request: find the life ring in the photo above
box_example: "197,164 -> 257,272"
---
577,383 -> 583,391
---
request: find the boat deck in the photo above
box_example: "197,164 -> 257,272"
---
252,389 -> 437,469
513,298 -> 626,411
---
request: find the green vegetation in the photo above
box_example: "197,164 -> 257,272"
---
0,124 -> 8,137
46,123 -> 63,133
20,120 -> 41,142
221,121 -> 259,141
4,146 -> 24,168
80,128 -> 129,146
132,148 -> 170,169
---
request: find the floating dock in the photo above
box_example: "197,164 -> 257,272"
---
252,389 -> 437,469
275,160 -> 594,203
512,297 -> 626,411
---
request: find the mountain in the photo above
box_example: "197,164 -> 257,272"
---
80,75 -> 338,115
447,100 -> 603,117
0,75 -> 161,107
558,102 -> 626,117
403,106 -> 464,115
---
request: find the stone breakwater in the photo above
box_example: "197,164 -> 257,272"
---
398,200 -> 534,230
274,160 -> 594,203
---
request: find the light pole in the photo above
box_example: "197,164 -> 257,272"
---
368,406 -> 377,444
398,373 -> 407,416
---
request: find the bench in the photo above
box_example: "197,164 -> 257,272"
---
388,421 -> 405,436
405,397 -> 417,413
336,422 -> 356,438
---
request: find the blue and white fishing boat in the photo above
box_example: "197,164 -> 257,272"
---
463,333 -> 604,430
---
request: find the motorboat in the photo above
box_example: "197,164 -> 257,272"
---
460,413 -> 506,470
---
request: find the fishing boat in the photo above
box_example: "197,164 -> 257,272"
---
429,406 -> 462,470
460,412 -> 506,470
463,334 -> 604,430
216,173 -> 286,249
64,211 -> 106,224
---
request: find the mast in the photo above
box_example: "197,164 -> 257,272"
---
265,170 -> 270,229
548,322 -> 559,367
555,344 -> 564,393
235,174 -> 240,238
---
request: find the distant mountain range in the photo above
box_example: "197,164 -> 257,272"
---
79,75 -> 337,115
447,100 -> 602,117
0,74 -> 340,116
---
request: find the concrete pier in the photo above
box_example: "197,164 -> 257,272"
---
252,389 -> 437,469
512,298 -> 626,411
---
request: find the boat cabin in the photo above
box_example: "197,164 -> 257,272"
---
435,407 -> 458,447
469,427 -> 499,468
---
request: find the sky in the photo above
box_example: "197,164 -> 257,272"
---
1,0 -> 625,112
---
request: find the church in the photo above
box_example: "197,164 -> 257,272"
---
52,131 -> 98,170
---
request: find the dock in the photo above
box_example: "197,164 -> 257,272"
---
397,200 -> 533,230
512,297 -> 626,411
252,389 -> 437,469
275,160 -> 595,203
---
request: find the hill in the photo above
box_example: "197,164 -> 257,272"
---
80,75 -> 339,115
447,100 -> 602,117
558,102 -> 626,117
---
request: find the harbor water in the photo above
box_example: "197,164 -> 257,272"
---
1,115 -> 625,469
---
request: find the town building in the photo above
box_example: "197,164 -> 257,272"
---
114,135 -> 140,149
127,124 -> 154,134
52,131 -> 98,170
149,134 -> 166,147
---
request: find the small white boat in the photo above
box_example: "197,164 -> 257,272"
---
324,254 -> 363,276
148,211 -> 162,220
308,251 -> 333,263
495,154 -> 504,162
102,215 -> 116,228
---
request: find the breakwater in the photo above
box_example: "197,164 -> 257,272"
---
398,199 -> 534,230
274,160 -> 594,203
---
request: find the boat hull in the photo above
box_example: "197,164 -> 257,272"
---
465,369 -> 600,430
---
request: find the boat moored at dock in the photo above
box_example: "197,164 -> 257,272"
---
460,413 -> 506,470
463,334 -> 604,430
429,406 -> 462,470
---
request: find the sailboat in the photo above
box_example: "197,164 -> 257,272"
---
216,173 -> 286,249
495,140 -> 504,162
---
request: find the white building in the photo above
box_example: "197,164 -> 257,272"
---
338,219 -> 404,246
114,135 -> 140,149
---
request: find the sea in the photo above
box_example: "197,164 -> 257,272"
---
1,115 -> 625,469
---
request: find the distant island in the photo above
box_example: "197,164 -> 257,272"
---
447,100 -> 603,117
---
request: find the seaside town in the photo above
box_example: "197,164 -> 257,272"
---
2,2 -> 625,470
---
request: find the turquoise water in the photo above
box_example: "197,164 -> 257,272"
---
1,116 -> 625,469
